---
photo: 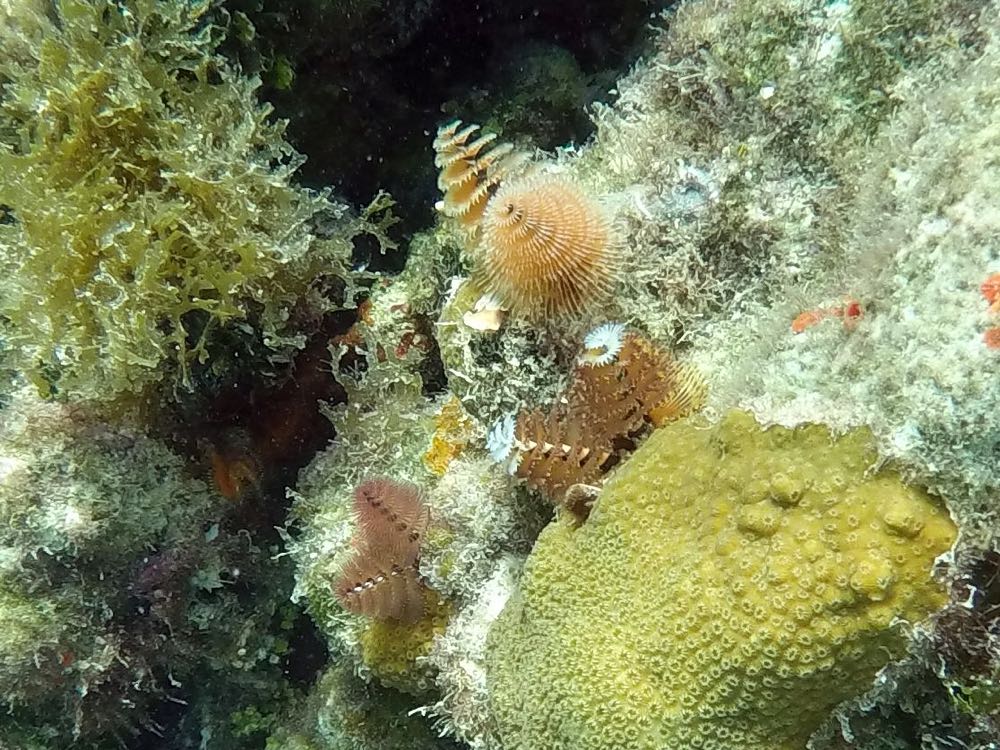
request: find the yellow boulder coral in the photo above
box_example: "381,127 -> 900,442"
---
359,587 -> 451,696
486,411 -> 956,750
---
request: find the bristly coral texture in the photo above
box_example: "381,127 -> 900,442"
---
433,119 -> 527,232
478,173 -> 618,319
335,478 -> 432,623
506,331 -> 706,517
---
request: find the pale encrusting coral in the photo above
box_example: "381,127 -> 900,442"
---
696,24 -> 1000,523
569,0 -> 1000,526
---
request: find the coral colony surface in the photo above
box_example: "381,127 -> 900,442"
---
1,0 -> 999,749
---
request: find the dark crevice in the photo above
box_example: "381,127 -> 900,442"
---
225,0 -> 661,254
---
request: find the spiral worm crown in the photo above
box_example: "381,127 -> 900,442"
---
479,173 -> 616,318
433,120 -> 526,231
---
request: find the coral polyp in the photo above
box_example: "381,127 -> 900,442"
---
478,174 -> 617,319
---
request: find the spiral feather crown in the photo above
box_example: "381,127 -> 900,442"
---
434,119 -> 619,318
479,173 -> 616,318
334,477 -> 431,623
433,119 -> 526,230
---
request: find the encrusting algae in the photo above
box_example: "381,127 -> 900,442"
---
423,396 -> 477,476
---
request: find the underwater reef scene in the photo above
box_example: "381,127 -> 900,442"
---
0,0 -> 999,748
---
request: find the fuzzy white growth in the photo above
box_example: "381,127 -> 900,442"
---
0,456 -> 25,484
486,414 -> 520,473
425,557 -> 522,748
579,322 -> 627,366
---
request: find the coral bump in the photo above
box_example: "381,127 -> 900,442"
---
335,478 -> 431,623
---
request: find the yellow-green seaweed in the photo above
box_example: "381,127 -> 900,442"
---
0,0 -> 355,403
